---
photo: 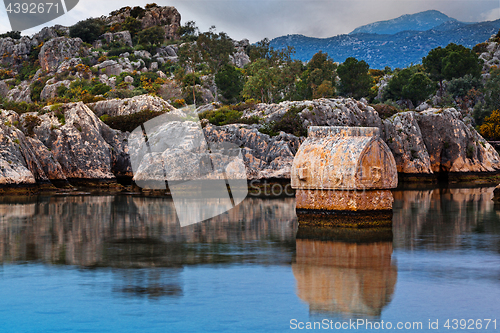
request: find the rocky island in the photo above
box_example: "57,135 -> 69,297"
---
1,4 -> 500,191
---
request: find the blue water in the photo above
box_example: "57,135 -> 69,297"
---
0,187 -> 499,332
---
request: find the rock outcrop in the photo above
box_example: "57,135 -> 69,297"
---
242,98 -> 500,176
89,95 -> 175,117
38,37 -> 87,72
203,124 -> 303,179
0,36 -> 33,67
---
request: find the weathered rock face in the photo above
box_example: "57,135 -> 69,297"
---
141,6 -> 181,40
6,82 -> 31,103
203,124 -> 303,179
38,37 -> 87,72
19,103 -> 132,180
0,110 -> 49,185
89,94 -> 175,117
0,36 -> 33,67
383,111 -> 432,174
230,51 -> 250,69
478,38 -> 500,74
0,81 -> 8,98
416,108 -> 500,173
31,25 -> 69,45
242,99 -> 500,176
101,31 -> 133,47
40,80 -> 71,101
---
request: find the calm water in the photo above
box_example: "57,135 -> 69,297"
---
0,187 -> 499,332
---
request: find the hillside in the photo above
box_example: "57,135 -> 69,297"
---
349,10 -> 460,35
270,19 -> 500,68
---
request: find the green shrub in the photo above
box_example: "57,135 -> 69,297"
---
0,97 -> 40,114
101,109 -> 167,132
199,106 -> 260,126
69,18 -> 106,44
261,105 -> 307,137
23,114 -> 41,136
372,103 -> 400,119
137,26 -> 165,47
0,31 -> 21,39
106,46 -> 134,57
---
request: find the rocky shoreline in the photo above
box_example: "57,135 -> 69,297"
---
2,95 -> 500,193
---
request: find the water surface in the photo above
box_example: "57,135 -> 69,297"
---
0,187 -> 499,332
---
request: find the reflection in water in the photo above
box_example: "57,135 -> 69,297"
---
0,195 -> 297,267
0,195 -> 297,299
293,226 -> 397,317
393,187 -> 500,251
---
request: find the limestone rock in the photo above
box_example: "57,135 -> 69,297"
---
0,111 -> 49,185
383,112 -> 432,174
101,31 -> 133,47
0,36 -> 32,67
0,81 -> 8,98
30,102 -> 132,179
416,108 -> 500,173
89,94 -> 175,117
39,37 -> 87,72
40,80 -> 71,101
31,25 -> 69,44
230,51 -> 250,68
141,6 -> 181,40
6,83 -> 31,103
203,124 -> 304,179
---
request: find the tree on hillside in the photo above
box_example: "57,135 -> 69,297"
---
69,18 -> 105,44
0,31 -> 21,39
337,57 -> 372,99
302,51 -> 337,99
137,26 -> 165,47
215,64 -> 245,103
484,68 -> 500,112
196,27 -> 235,75
177,21 -> 199,42
423,43 -> 482,94
402,73 -> 436,106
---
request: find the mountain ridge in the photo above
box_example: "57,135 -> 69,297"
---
270,17 -> 500,68
349,10 -> 461,35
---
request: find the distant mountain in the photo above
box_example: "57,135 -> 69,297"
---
270,19 -> 500,69
349,10 -> 459,35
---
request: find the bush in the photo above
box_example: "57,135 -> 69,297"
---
0,31 -> 21,39
199,106 -> 259,126
130,6 -> 146,18
473,42 -> 489,55
259,105 -> 307,137
479,110 -> 500,140
30,77 -> 49,102
101,109 -> 167,132
137,26 -> 165,47
69,18 -> 105,44
122,17 -> 142,37
0,97 -> 40,114
372,103 -> 400,119
106,46 -> 134,57
23,114 -> 41,136
447,74 -> 483,98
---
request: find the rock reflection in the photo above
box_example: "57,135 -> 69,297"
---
392,186 -> 500,250
292,226 -> 397,317
0,195 -> 297,267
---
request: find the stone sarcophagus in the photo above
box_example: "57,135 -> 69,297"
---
291,126 -> 398,227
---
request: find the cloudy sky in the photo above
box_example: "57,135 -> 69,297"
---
1,0 -> 499,42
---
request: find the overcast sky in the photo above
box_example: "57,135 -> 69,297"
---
1,0 -> 499,42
